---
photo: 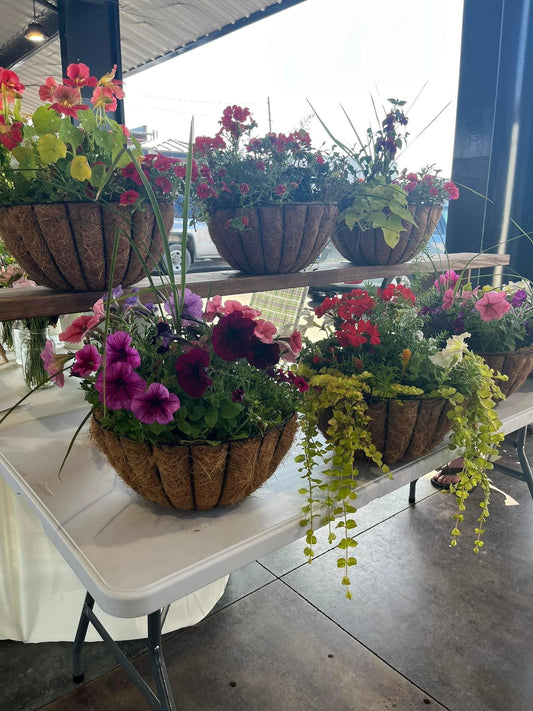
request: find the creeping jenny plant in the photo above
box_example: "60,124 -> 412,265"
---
296,284 -> 505,597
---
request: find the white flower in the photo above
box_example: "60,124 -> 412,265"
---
502,279 -> 532,295
429,332 -> 471,370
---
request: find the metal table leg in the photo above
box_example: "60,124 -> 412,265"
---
493,426 -> 533,499
408,479 -> 418,504
72,594 -> 176,710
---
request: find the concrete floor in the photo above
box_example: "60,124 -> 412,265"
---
1,442 -> 532,711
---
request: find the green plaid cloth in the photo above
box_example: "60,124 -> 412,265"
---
250,288 -> 309,331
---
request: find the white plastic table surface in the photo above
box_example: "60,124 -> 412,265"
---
1,363 -> 533,620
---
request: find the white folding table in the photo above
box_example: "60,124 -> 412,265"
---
1,369 -> 533,710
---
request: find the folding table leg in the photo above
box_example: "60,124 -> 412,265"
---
515,426 -> 533,499
492,426 -> 533,500
408,479 -> 418,504
72,591 -> 95,682
71,592 -> 176,710
148,610 -> 177,711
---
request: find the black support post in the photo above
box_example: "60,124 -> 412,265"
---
56,0 -> 124,124
447,0 -> 533,280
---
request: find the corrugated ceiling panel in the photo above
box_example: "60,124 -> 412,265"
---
5,0 -> 297,112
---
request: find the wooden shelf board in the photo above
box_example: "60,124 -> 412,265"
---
0,252 -> 510,321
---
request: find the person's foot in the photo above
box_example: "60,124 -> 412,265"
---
431,463 -> 463,490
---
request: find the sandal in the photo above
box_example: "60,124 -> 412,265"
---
430,464 -> 463,490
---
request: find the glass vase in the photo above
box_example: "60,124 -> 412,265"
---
20,325 -> 53,389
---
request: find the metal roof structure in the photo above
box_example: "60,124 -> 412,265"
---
0,0 -> 306,111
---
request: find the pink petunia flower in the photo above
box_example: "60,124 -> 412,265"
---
204,295 -> 225,322
442,288 -> 456,310
59,314 -> 101,343
434,270 -> 460,291
95,361 -> 146,410
475,291 -> 511,321
254,319 -> 277,344
40,340 -> 70,387
71,344 -> 101,377
222,300 -> 261,320
278,329 -> 303,362
92,298 -> 105,319
131,383 -> 180,424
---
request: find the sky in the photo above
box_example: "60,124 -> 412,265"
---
123,0 -> 464,176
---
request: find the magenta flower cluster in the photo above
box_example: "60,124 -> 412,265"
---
40,285 -> 305,441
420,272 -> 533,353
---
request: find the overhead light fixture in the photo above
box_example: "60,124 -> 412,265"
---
25,1 -> 47,43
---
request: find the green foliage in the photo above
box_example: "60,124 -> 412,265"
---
312,97 -> 458,248
0,65 -> 183,207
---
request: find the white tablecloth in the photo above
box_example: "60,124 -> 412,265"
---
0,358 -> 227,642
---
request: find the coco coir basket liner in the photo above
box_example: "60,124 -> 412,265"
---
90,415 -> 298,510
479,345 -> 533,398
0,201 -> 174,291
319,397 -> 453,466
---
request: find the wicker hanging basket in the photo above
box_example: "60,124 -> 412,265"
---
332,204 -> 443,266
90,415 -> 298,510
477,345 -> 533,397
319,397 -> 454,466
207,202 -> 337,274
0,201 -> 174,291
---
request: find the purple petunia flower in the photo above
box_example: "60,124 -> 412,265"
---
131,383 -> 181,424
211,311 -> 256,360
164,288 -> 204,324
102,285 -> 124,302
231,387 -> 245,402
175,348 -> 213,397
105,331 -> 141,368
123,288 -> 139,308
95,361 -> 146,410
72,344 -> 102,377
246,338 -> 281,370
511,289 -> 528,308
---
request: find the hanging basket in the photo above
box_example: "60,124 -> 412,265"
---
207,202 -> 338,274
0,201 -> 174,291
90,415 -> 298,511
319,397 -> 453,465
332,204 -> 443,266
477,345 -> 533,397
